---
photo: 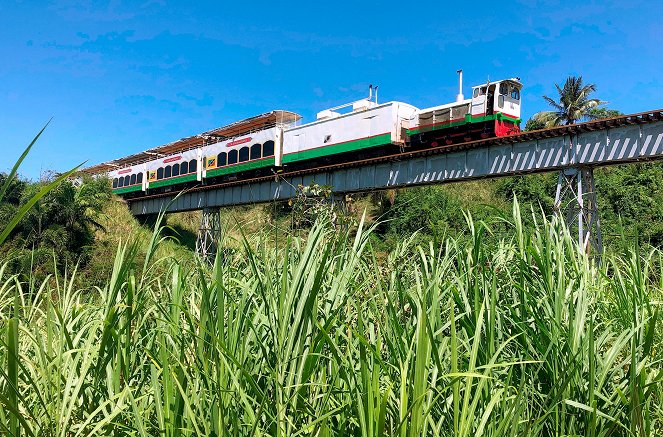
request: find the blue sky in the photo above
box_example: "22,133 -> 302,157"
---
2,0 -> 662,179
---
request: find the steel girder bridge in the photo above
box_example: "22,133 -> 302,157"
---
126,110 -> 663,259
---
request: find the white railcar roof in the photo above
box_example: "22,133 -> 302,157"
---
471,78 -> 522,89
285,101 -> 416,132
80,110 -> 301,175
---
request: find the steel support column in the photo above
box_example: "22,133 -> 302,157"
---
196,207 -> 221,264
554,167 -> 603,255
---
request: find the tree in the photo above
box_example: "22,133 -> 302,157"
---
524,117 -> 547,131
532,76 -> 606,127
587,107 -> 623,120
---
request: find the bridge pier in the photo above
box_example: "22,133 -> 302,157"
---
554,167 -> 603,256
195,207 -> 221,265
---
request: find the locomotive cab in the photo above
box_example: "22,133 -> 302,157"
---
471,78 -> 522,136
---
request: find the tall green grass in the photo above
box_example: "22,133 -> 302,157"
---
0,202 -> 661,435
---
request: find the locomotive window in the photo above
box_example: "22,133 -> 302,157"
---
181,161 -> 188,174
172,163 -> 180,177
157,168 -> 164,180
263,140 -> 275,157
250,143 -> 261,160
217,152 -> 227,166
499,83 -> 508,95
511,89 -> 520,100
130,174 -> 137,185
189,159 -> 197,173
112,178 -> 118,188
137,173 -> 143,183
165,166 -> 172,179
239,147 -> 249,162
228,150 -> 238,165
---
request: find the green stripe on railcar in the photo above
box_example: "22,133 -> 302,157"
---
283,133 -> 391,164
205,157 -> 275,178
113,185 -> 143,194
148,173 -> 198,189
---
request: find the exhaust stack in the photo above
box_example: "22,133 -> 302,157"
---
456,69 -> 464,102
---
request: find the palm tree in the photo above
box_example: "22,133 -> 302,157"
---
533,76 -> 606,127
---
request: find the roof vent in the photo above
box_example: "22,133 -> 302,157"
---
353,99 -> 373,112
316,109 -> 341,120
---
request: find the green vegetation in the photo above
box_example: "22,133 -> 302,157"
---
532,76 -> 606,127
0,174 -> 111,282
0,203 -> 661,435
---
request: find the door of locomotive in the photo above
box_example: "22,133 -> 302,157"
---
486,84 -> 496,115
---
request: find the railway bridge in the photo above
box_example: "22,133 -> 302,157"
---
92,110 -> 663,258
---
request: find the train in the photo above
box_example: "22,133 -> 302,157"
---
107,73 -> 523,197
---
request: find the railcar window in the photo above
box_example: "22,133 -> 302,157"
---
124,176 -> 131,186
239,147 -> 249,162
263,140 -> 275,157
112,178 -> 118,188
511,89 -> 520,100
499,83 -> 508,95
130,174 -> 137,185
228,149 -> 238,165
157,168 -> 164,180
165,166 -> 172,179
498,95 -> 504,108
189,159 -> 197,173
137,173 -> 143,183
480,87 -> 486,95
473,88 -> 479,98
117,178 -> 123,188
173,163 -> 180,177
250,143 -> 261,160
181,161 -> 189,174
217,152 -> 227,167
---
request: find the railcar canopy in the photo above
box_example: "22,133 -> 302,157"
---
80,110 -> 301,175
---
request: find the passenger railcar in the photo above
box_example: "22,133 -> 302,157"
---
283,100 -> 418,165
105,73 -> 523,197
202,126 -> 281,180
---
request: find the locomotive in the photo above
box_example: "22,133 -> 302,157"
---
106,73 -> 522,197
